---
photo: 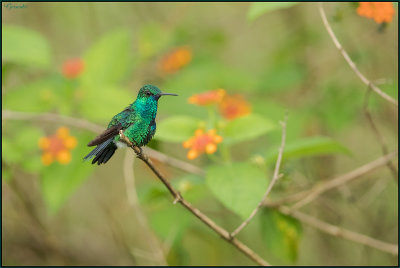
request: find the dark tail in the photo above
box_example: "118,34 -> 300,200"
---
83,138 -> 117,165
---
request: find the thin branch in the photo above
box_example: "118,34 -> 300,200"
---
279,206 -> 398,255
230,114 -> 288,237
363,86 -> 398,182
265,151 -> 398,208
123,151 -> 167,265
318,2 -> 398,107
2,109 -> 202,175
118,131 -> 270,266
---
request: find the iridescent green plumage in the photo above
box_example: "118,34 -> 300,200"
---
84,85 -> 177,165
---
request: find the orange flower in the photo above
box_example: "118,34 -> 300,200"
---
159,46 -> 192,74
62,58 -> 85,79
218,94 -> 251,120
183,129 -> 223,160
188,89 -> 226,106
357,2 -> 395,23
38,127 -> 77,165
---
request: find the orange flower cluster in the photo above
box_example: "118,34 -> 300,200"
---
188,89 -> 251,120
218,94 -> 251,120
159,46 -> 192,74
188,88 -> 226,106
357,2 -> 395,23
38,127 -> 77,165
183,129 -> 223,160
62,58 -> 85,79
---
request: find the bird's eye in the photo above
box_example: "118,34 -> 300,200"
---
145,90 -> 151,96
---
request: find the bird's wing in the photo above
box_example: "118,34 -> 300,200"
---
87,124 -> 122,146
88,106 -> 135,147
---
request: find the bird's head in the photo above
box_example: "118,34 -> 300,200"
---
137,85 -> 178,102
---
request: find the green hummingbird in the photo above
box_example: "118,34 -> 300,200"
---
84,85 -> 178,165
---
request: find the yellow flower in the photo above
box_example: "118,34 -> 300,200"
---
218,94 -> 251,120
357,2 -> 395,23
188,89 -> 226,106
38,127 -> 77,165
183,129 -> 223,160
159,46 -> 192,74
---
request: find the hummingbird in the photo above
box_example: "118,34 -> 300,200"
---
84,85 -> 178,165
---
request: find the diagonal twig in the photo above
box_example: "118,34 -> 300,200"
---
319,2 -> 398,107
279,206 -> 398,255
230,113 -> 288,237
363,86 -> 398,183
118,130 -> 270,266
264,151 -> 398,209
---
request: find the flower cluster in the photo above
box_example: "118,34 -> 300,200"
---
183,129 -> 223,160
218,94 -> 251,120
357,2 -> 395,24
62,58 -> 85,79
38,127 -> 77,165
188,88 -> 251,120
159,46 -> 192,74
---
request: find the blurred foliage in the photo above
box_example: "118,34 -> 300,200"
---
2,2 -> 398,266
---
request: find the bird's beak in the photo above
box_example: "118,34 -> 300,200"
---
156,92 -> 178,99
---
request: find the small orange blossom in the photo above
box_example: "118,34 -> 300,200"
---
183,129 -> 223,160
62,58 -> 85,79
159,46 -> 192,74
38,127 -> 77,165
188,89 -> 226,106
357,2 -> 395,23
218,94 -> 251,120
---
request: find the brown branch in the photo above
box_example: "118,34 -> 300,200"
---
363,86 -> 398,183
279,206 -> 398,255
265,151 -> 398,208
118,131 -> 270,266
2,109 -> 202,175
230,114 -> 288,237
318,2 -> 398,107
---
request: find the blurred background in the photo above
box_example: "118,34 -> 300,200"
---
2,2 -> 398,266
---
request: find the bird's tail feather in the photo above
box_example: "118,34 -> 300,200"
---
83,138 -> 117,165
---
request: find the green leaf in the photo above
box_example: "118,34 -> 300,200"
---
138,23 -> 172,59
156,116 -> 201,143
40,133 -> 94,213
3,76 -> 66,113
148,201 -> 191,248
2,137 -> 24,164
266,136 -> 351,163
81,29 -> 134,86
223,114 -> 276,145
206,162 -> 268,219
2,25 -> 51,69
248,2 -> 299,21
260,208 -> 302,262
78,85 -> 133,123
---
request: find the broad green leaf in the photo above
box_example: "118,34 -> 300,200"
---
40,133 -> 94,213
2,137 -> 23,164
223,114 -> 276,144
81,29 -> 133,86
148,201 -> 191,248
2,25 -> 52,69
138,23 -> 172,59
3,77 -> 62,113
260,208 -> 302,262
156,116 -> 201,142
248,2 -> 299,21
78,85 -> 133,123
266,136 -> 351,163
2,125 -> 44,165
206,162 -> 268,219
